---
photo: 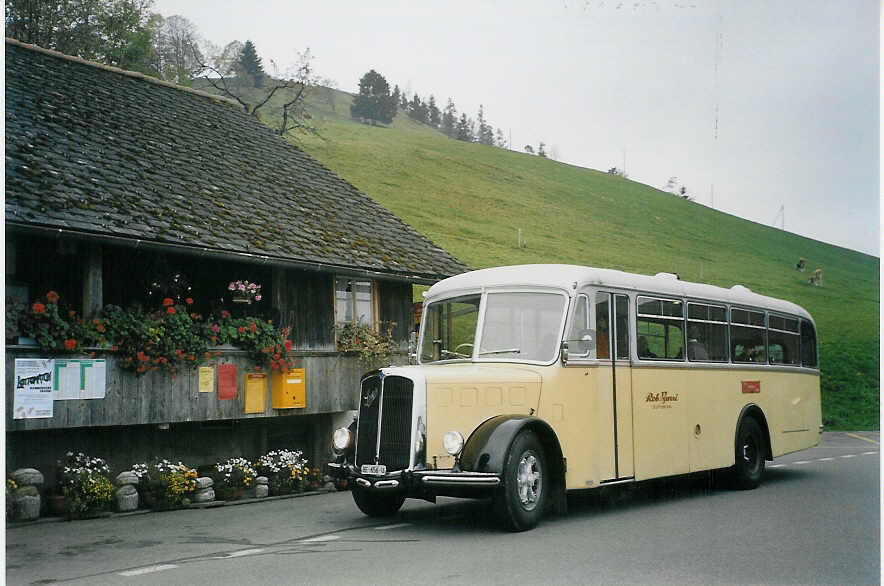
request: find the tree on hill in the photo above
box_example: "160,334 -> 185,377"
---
239,40 -> 265,87
392,85 -> 401,111
537,142 -> 547,157
350,69 -> 397,125
427,95 -> 441,128
408,94 -> 427,124
150,14 -> 203,85
456,113 -> 474,142
476,105 -> 494,145
495,127 -> 507,149
524,145 -> 534,154
442,98 -> 457,138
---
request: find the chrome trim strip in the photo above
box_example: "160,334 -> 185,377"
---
600,477 -> 635,486
355,478 -> 371,488
417,473 -> 501,486
629,362 -> 819,374
374,480 -> 400,489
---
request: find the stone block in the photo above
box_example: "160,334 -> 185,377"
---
14,494 -> 40,520
115,491 -> 138,512
115,484 -> 137,497
255,476 -> 269,486
254,484 -> 269,498
193,488 -> 215,503
12,468 -> 43,487
115,471 -> 139,486
195,476 -> 214,490
14,485 -> 39,497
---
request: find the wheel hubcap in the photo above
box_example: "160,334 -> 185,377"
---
742,437 -> 757,466
517,452 -> 541,511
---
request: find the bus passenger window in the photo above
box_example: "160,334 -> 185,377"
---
731,308 -> 766,363
769,315 -> 799,365
686,302 -> 727,362
800,319 -> 818,367
595,293 -> 610,359
636,296 -> 684,360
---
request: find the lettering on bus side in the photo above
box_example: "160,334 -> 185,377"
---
645,391 -> 679,409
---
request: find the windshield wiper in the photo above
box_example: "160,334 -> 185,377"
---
478,348 -> 521,355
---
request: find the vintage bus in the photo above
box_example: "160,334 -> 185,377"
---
329,265 -> 821,531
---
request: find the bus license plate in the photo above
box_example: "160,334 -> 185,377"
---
361,464 -> 387,476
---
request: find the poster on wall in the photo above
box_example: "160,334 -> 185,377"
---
198,367 -> 215,393
217,364 -> 237,400
13,358 -> 54,419
53,359 -> 106,400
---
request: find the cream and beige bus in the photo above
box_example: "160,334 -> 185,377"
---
329,264 -> 821,531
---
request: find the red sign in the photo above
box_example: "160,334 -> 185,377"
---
741,380 -> 761,394
218,364 -> 237,400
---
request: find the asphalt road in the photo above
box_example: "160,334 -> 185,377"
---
6,431 -> 880,585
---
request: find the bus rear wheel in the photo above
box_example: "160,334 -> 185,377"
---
731,417 -> 765,490
494,431 -> 547,532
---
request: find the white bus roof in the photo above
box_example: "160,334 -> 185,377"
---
425,264 -> 812,321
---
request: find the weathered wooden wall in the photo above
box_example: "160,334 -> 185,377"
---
5,348 -> 377,431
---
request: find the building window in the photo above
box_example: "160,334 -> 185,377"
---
335,278 -> 375,326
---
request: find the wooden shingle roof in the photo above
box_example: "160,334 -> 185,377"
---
4,39 -> 468,282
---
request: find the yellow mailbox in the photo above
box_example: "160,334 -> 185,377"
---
244,373 -> 267,414
272,368 -> 306,409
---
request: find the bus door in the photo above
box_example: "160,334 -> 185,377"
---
594,291 -> 635,480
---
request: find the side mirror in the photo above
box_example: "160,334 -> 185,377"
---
561,341 -> 569,365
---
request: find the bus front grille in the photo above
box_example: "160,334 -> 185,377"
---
355,374 -> 413,471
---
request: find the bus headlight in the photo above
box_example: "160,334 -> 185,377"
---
332,427 -> 353,455
443,430 -> 464,456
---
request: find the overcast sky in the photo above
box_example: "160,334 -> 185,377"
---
155,0 -> 880,256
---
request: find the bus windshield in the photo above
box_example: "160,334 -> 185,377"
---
420,291 -> 566,363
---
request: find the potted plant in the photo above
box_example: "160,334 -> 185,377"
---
228,280 -> 262,304
57,452 -> 114,519
211,457 -> 256,500
255,449 -> 309,496
337,321 -> 396,368
133,460 -> 198,510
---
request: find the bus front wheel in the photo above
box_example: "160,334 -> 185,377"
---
732,417 -> 765,490
494,431 -> 547,531
351,488 -> 405,517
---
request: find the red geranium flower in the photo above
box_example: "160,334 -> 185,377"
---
185,298 -> 194,305
167,307 -> 176,315
32,302 -> 46,315
64,339 -> 77,350
221,310 -> 230,319
162,298 -> 174,307
211,324 -> 220,333
249,322 -> 257,333
238,326 -> 246,334
46,291 -> 60,303
284,340 -> 293,352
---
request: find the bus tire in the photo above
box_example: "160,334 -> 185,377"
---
493,431 -> 547,531
732,417 -> 765,490
351,488 -> 405,517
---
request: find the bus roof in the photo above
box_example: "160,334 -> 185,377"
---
425,264 -> 812,321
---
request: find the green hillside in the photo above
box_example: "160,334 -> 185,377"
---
293,87 -> 878,430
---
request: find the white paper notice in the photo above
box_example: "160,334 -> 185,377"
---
13,359 -> 54,419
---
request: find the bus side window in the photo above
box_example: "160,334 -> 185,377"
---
567,294 -> 592,358
800,319 -> 818,367
595,292 -> 610,359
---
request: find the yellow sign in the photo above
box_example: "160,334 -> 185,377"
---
244,373 -> 267,413
198,367 -> 214,393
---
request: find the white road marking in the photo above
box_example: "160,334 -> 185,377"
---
840,454 -> 857,459
222,548 -> 265,558
119,564 -> 178,577
862,451 -> 878,455
793,460 -> 811,465
301,534 -> 340,543
769,464 -> 785,468
817,458 -> 834,462
375,523 -> 412,531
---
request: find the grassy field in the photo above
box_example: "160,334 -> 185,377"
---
280,87 -> 878,429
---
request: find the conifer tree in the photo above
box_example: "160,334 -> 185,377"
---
350,69 -> 396,125
239,40 -> 265,87
477,104 -> 494,145
538,142 -> 547,157
442,98 -> 457,138
391,85 -> 401,114
456,113 -> 474,142
408,94 -> 426,123
495,127 -> 507,149
427,95 -> 441,128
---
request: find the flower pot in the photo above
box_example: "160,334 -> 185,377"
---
232,298 -> 251,304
